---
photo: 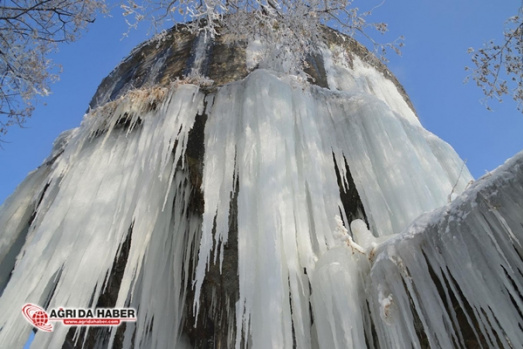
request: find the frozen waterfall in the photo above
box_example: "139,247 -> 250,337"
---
0,30 -> 521,349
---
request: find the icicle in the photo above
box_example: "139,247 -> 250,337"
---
311,247 -> 369,349
0,84 -> 204,348
0,165 -> 51,294
195,65 -> 473,348
368,151 -> 523,349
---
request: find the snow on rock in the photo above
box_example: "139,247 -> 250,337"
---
368,150 -> 523,348
246,39 -> 266,71
350,219 -> 377,251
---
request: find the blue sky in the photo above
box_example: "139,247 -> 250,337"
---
2,0 -> 522,205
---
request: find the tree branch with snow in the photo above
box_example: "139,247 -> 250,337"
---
0,0 -> 106,138
122,0 -> 402,74
466,5 -> 523,112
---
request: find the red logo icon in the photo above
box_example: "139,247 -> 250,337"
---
22,304 -> 53,332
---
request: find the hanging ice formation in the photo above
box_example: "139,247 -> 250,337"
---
0,26 -> 522,349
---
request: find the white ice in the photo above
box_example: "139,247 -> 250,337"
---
2,38 -> 519,349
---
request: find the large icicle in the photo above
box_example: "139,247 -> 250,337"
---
0,85 -> 204,348
195,64 -> 473,348
311,247 -> 371,349
368,151 -> 523,349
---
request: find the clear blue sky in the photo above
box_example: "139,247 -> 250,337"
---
2,0 -> 522,205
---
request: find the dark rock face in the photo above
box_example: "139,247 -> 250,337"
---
89,25 -> 415,115
89,30 -> 193,109
182,103 -> 240,349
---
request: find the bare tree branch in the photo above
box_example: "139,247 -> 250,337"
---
0,0 -> 106,138
466,5 -> 523,112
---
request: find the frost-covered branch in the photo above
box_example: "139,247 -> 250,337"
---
121,0 -> 401,73
0,0 -> 106,138
466,5 -> 523,112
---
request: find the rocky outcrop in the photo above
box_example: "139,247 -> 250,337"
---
83,24 -> 387,348
89,25 -> 415,115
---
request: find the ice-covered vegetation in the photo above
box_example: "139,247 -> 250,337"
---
123,0 -> 402,73
0,0 -> 106,137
